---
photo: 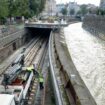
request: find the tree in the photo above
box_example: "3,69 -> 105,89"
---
61,8 -> 67,15
7,0 -> 15,18
0,0 -> 46,24
80,5 -> 88,16
70,9 -> 75,15
0,0 -> 8,24
39,0 -> 45,13
96,9 -> 105,16
29,0 -> 45,17
14,0 -> 30,17
76,10 -> 81,15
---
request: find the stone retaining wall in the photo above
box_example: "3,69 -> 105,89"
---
82,15 -> 105,40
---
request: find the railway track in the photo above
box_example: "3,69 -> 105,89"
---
26,38 -> 49,105
0,37 -> 38,75
0,34 -> 49,105
34,40 -> 48,105
24,38 -> 43,66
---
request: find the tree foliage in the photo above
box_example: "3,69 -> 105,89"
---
96,9 -> 105,15
0,0 -> 8,18
80,5 -> 88,16
61,8 -> 67,15
29,0 -> 45,17
70,9 -> 75,15
0,0 -> 8,24
0,0 -> 46,23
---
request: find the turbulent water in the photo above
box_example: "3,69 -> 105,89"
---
64,23 -> 105,105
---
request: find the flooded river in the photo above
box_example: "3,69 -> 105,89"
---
64,23 -> 105,105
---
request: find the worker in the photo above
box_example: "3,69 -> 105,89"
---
20,54 -> 24,66
3,74 -> 9,89
39,74 -> 44,90
26,65 -> 34,72
26,65 -> 34,78
33,63 -> 39,76
26,64 -> 38,76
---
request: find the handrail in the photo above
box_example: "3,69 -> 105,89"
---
48,31 -> 63,105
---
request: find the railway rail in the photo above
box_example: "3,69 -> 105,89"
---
23,39 -> 47,105
0,34 -> 49,105
26,38 -> 49,105
0,37 -> 39,75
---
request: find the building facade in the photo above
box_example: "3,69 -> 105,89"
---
56,4 -> 66,13
100,0 -> 105,9
67,2 -> 80,16
42,0 -> 57,16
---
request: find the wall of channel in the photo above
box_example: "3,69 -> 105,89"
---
82,15 -> 105,40
0,29 -> 28,63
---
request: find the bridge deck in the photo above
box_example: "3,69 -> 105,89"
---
25,22 -> 68,29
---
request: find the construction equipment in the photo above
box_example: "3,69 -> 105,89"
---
0,54 -> 34,105
2,64 -> 22,86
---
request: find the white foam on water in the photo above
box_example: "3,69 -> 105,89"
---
64,22 -> 105,105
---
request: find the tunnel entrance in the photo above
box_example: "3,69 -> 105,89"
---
26,27 -> 52,39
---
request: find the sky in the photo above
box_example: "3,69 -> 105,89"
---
55,0 -> 101,6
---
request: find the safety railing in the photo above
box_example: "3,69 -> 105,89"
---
48,31 -> 63,105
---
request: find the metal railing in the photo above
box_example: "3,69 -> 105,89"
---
48,31 -> 63,105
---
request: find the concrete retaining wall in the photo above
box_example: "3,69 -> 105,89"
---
54,29 -> 96,105
0,29 -> 27,63
82,15 -> 105,40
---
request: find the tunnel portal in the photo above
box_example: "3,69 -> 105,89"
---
26,27 -> 52,39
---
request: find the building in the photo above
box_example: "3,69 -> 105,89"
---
86,4 -> 98,14
56,4 -> 66,13
100,0 -> 105,9
42,0 -> 57,17
67,2 -> 80,16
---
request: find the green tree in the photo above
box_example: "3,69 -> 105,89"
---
14,0 -> 30,17
96,9 -> 105,15
70,9 -> 75,15
0,0 -> 46,24
0,0 -> 8,24
7,0 -> 15,18
76,10 -> 81,15
80,5 -> 88,16
39,0 -> 45,13
61,8 -> 67,15
29,0 -> 45,16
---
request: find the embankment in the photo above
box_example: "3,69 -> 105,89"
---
82,15 -> 105,40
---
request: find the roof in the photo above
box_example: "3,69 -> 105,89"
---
0,94 -> 14,105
